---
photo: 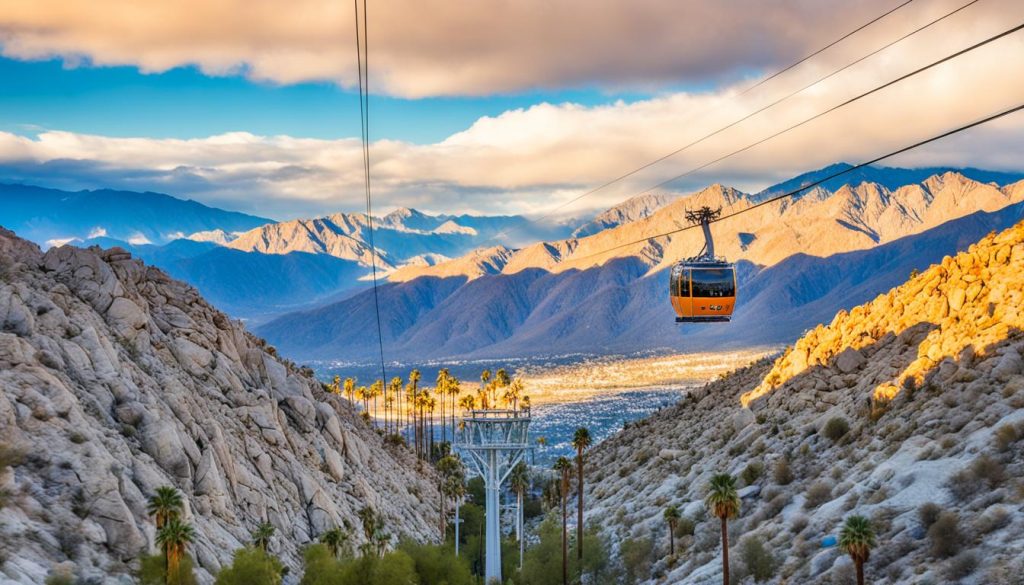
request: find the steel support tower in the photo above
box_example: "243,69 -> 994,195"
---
454,409 -> 531,584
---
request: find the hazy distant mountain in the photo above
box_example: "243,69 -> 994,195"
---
258,169 -> 1024,361
227,207 -> 572,269
0,183 -> 270,246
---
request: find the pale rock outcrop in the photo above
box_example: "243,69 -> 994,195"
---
585,221 -> 1024,584
0,229 -> 441,584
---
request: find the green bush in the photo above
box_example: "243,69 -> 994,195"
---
216,548 -> 285,585
619,537 -> 654,585
139,553 -> 198,585
738,536 -> 777,582
822,417 -> 850,442
741,462 -> 764,486
674,516 -> 696,538
946,551 -> 978,580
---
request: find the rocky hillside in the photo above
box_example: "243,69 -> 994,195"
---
0,229 -> 441,584
260,171 -> 1024,361
584,220 -> 1024,583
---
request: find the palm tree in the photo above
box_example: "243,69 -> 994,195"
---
156,518 -> 194,585
343,377 -> 356,407
436,369 -> 450,443
705,473 -> 741,585
571,426 -> 592,562
320,526 -> 348,559
521,395 -> 532,415
664,505 -> 681,556
251,521 -> 275,552
427,395 -> 437,456
459,394 -> 476,413
840,515 -> 876,585
147,486 -> 184,530
509,462 -> 529,569
407,370 -> 422,448
450,378 -> 461,434
370,379 -> 384,426
554,456 -> 573,585
494,368 -> 510,406
388,377 -> 403,435
437,455 -> 465,540
329,375 -> 341,395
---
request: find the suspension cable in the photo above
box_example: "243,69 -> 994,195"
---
569,101 -> 1024,264
474,0 -> 978,248
354,0 -> 387,383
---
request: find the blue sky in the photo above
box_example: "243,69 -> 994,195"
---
0,0 -> 1021,219
0,56 -> 661,144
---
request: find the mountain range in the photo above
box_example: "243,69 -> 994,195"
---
585,218 -> 1024,583
257,170 -> 1024,362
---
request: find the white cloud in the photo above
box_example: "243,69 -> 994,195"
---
1,0 -> 1013,98
127,233 -> 152,245
87,226 -> 107,239
1,3 -> 1023,219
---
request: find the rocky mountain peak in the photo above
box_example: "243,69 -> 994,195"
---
0,229 -> 440,583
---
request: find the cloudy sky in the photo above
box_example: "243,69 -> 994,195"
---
1,0 -> 1023,220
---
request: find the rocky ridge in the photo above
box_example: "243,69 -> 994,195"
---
0,229 -> 440,583
584,221 -> 1024,583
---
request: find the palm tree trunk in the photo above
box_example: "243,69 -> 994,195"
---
518,491 -> 524,569
576,452 -> 584,561
670,524 -> 675,556
856,560 -> 864,585
721,517 -> 729,585
561,493 -> 568,585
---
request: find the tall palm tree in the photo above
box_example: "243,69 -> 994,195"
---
494,368 -> 510,406
554,457 -> 573,585
447,377 -> 461,439
571,426 -> 592,562
840,515 -> 876,585
435,369 -> 449,443
664,505 -> 681,556
371,379 -> 384,426
407,370 -> 422,447
509,462 -> 529,569
147,486 -> 184,530
251,521 -> 275,552
330,375 -> 341,395
705,473 -> 741,585
437,455 -> 465,540
343,377 -> 356,408
320,526 -> 348,559
427,395 -> 437,456
480,370 -> 492,408
156,518 -> 195,585
388,377 -> 403,436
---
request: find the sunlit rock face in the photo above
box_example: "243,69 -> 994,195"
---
0,228 -> 441,584
585,221 -> 1024,584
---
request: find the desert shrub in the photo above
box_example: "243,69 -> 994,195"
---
928,511 -> 963,559
869,396 -> 891,422
44,572 -> 74,585
0,444 -> 25,470
790,514 -> 809,535
674,517 -> 696,538
619,537 -> 654,584
803,481 -> 833,510
772,458 -> 793,485
948,454 -> 1006,500
741,462 -> 764,486
974,506 -> 1011,535
946,551 -> 978,580
823,417 -> 849,442
918,502 -> 942,529
739,536 -> 777,582
993,424 -> 1019,451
